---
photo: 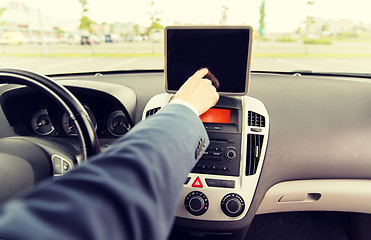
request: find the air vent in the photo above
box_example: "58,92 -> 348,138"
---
246,134 -> 264,176
248,111 -> 265,127
145,107 -> 161,117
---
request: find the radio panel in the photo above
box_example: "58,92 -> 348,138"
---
192,133 -> 241,176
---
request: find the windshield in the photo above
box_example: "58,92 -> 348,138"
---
0,0 -> 370,75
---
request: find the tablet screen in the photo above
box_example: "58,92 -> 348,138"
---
165,26 -> 252,95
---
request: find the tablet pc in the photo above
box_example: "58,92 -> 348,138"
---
165,26 -> 252,96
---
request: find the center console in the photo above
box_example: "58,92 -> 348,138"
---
142,94 -> 269,223
146,25 -> 269,234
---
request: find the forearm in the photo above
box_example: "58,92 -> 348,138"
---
0,104 -> 208,240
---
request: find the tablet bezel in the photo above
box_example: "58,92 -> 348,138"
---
164,25 -> 253,96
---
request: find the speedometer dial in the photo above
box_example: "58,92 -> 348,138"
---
107,110 -> 131,137
31,109 -> 54,135
61,112 -> 78,135
61,105 -> 97,135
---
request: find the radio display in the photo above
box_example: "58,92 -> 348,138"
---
200,108 -> 231,124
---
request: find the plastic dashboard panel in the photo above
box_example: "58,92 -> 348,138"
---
57,80 -> 137,120
2,71 -> 371,233
142,94 -> 270,222
257,179 -> 371,215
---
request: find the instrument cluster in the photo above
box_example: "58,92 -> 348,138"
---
1,86 -> 133,139
29,106 -> 131,138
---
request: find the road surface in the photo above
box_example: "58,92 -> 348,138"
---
0,41 -> 370,74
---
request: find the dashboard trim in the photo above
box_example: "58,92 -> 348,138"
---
257,179 -> 371,215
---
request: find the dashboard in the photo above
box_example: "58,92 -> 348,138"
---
2,70 -> 371,237
0,80 -> 136,143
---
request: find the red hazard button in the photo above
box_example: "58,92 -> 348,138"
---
192,176 -> 203,188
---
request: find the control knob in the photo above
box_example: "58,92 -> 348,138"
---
184,191 -> 209,216
221,193 -> 245,217
225,148 -> 237,160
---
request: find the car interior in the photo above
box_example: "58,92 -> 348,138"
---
1,1 -> 371,239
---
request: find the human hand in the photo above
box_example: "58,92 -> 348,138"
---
173,68 -> 219,115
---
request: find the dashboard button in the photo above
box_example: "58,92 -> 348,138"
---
192,176 -> 203,188
213,147 -> 223,152
205,179 -> 235,188
221,180 -> 235,188
184,177 -> 191,185
205,178 -> 221,187
221,166 -> 231,171
52,156 -> 62,175
62,160 -> 71,173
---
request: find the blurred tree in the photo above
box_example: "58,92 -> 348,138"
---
109,24 -> 114,35
296,26 -> 301,34
133,24 -> 141,36
220,5 -> 228,25
146,1 -> 164,54
304,0 -> 316,54
258,0 -> 265,37
79,16 -> 96,33
78,0 -> 94,33
147,1 -> 164,35
79,0 -> 89,14
307,1 -> 315,6
148,21 -> 164,32
321,23 -> 329,35
305,1 -> 316,37
0,7 -> 6,25
0,7 -> 7,39
0,7 -> 5,16
55,27 -> 64,35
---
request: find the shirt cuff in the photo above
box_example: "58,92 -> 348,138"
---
169,99 -> 199,116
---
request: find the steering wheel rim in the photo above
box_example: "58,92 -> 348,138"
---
0,68 -> 100,161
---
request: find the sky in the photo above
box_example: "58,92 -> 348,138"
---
4,0 -> 371,33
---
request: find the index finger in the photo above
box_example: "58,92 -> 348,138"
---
189,68 -> 208,81
204,70 -> 220,90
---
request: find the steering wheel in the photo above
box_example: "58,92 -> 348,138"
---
0,68 -> 100,202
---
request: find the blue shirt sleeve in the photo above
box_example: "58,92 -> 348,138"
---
0,104 -> 209,240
